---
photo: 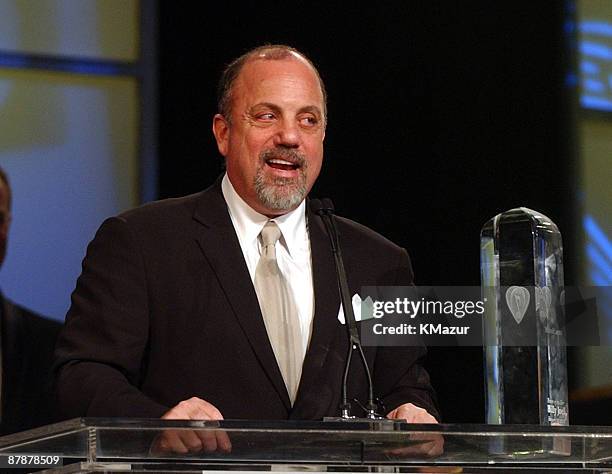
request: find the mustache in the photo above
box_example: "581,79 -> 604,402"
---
260,148 -> 307,168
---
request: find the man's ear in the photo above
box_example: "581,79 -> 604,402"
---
212,114 -> 230,157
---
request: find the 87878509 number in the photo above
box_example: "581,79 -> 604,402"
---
0,454 -> 62,468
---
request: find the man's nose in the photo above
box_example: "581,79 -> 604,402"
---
273,119 -> 300,148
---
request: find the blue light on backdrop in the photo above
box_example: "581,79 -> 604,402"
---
579,20 -> 612,111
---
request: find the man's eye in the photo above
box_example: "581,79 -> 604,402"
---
300,116 -> 318,127
256,113 -> 275,121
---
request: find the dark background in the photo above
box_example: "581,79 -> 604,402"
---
158,2 -> 578,423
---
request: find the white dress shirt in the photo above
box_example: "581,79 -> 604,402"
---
221,174 -> 314,355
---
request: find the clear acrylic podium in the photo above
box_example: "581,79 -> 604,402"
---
2,418 -> 612,473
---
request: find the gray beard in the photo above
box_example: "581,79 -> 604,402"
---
254,171 -> 307,212
254,148 -> 309,212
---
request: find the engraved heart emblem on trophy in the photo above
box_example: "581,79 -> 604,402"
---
506,286 -> 530,325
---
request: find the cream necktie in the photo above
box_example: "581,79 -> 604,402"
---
254,221 -> 303,404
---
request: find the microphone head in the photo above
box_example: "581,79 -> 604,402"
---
310,198 -> 335,216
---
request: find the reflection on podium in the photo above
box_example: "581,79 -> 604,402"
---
1,418 -> 611,473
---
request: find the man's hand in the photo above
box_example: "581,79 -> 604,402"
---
162,397 -> 224,421
386,403 -> 438,423
386,403 -> 443,458
153,397 -> 231,454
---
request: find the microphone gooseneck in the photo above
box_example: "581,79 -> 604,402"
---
310,198 -> 378,419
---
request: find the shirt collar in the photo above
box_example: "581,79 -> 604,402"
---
221,173 -> 307,256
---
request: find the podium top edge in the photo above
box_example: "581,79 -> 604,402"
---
36,418 -> 612,434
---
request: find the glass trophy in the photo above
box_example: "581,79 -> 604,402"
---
480,208 -> 568,430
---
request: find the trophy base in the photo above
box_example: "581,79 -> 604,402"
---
488,435 -> 571,458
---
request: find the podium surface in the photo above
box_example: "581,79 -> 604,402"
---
1,418 -> 612,473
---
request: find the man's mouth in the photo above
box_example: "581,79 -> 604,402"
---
265,158 -> 300,171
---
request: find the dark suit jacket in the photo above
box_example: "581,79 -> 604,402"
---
54,180 -> 438,420
0,293 -> 62,434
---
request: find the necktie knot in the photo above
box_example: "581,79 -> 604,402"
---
260,221 -> 282,252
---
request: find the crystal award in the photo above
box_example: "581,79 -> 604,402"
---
480,207 -> 568,427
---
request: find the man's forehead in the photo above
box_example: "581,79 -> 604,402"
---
226,52 -> 327,122
251,49 -> 305,63
234,57 -> 323,101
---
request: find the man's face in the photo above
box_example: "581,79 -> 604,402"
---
0,180 -> 10,269
213,55 -> 325,216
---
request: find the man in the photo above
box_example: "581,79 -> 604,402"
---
0,167 -> 61,434
54,45 -> 438,428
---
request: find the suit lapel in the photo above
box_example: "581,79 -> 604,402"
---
192,181 -> 291,410
291,206 -> 341,416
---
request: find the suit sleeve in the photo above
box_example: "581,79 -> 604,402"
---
54,217 -> 168,418
374,249 -> 441,421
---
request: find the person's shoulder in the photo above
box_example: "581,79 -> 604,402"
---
118,190 -> 207,224
22,307 -> 62,332
320,213 -> 414,284
2,297 -> 62,334
89,179 -> 225,245
104,178 -> 224,231
333,214 -> 405,254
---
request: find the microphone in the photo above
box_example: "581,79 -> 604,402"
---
310,198 -> 379,419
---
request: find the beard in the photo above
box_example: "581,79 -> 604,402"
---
254,148 -> 308,212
